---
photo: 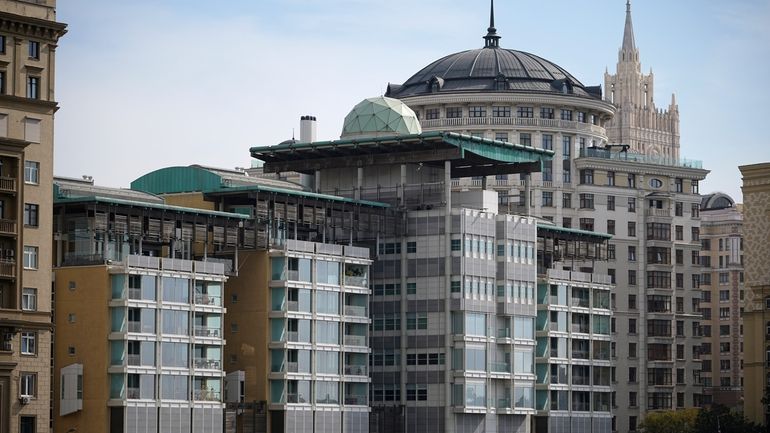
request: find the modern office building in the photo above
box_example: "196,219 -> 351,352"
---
534,223 -> 613,433
0,2 -> 66,432
698,193 -> 744,408
250,96 -> 557,433
384,2 -> 707,431
51,176 -> 245,433
739,162 -> 770,425
130,164 -> 395,433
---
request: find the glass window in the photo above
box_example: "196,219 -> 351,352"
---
465,313 -> 486,336
23,203 -> 38,227
425,108 -> 439,120
446,107 -> 462,118
316,260 -> 340,285
514,350 -> 533,374
316,291 -> 339,315
20,373 -> 36,397
540,107 -> 554,119
316,321 -> 339,345
160,374 -> 188,400
22,288 -> 37,311
560,109 -> 572,121
161,310 -> 189,335
465,382 -> 486,407
469,106 -> 486,117
162,277 -> 189,303
161,342 -> 188,367
315,381 -> 339,404
492,106 -> 511,117
517,107 -> 533,118
26,76 -> 39,99
316,351 -> 339,374
28,41 -> 40,59
23,246 -> 38,269
24,161 -> 39,185
21,332 -> 36,355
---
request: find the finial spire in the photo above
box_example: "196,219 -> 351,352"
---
626,0 -> 631,13
620,0 -> 637,57
483,0 -> 501,48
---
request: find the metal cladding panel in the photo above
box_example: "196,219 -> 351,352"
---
315,410 -> 342,433
286,409 -> 314,433
131,166 -> 222,195
159,407 -> 191,433
343,411 -> 369,433
126,406 -> 158,433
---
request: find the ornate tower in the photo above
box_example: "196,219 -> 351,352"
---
604,0 -> 680,160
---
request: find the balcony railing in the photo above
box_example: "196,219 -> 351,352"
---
344,395 -> 367,406
286,362 -> 299,373
420,117 -> 606,136
345,276 -> 368,287
344,335 -> 366,347
571,298 -> 589,308
0,219 -> 16,235
193,390 -> 221,402
647,208 -> 671,218
195,294 -> 222,307
0,260 -> 15,278
497,398 -> 511,409
572,376 -> 590,386
128,321 -> 141,333
127,388 -> 140,399
571,324 -> 589,334
497,328 -> 511,339
194,358 -> 221,370
344,305 -> 366,317
579,148 -> 703,169
490,362 -> 511,373
344,365 -> 367,376
127,354 -> 141,366
0,176 -> 15,193
286,301 -> 299,312
572,350 -> 590,360
194,326 -> 221,338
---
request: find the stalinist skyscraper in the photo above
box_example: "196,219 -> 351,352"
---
605,1 -> 680,161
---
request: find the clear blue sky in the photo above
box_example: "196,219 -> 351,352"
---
54,0 -> 770,201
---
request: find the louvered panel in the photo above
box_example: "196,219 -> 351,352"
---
162,220 -> 174,240
94,212 -> 108,231
195,224 -> 207,241
256,200 -> 269,219
181,223 -> 194,240
226,226 -> 238,246
274,203 -> 286,221
129,216 -> 142,235
286,203 -> 297,222
113,215 -> 128,234
213,226 -> 225,244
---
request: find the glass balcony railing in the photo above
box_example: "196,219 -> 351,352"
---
127,354 -> 141,366
127,388 -> 140,399
193,390 -> 221,402
344,305 -> 366,317
344,335 -> 366,346
572,350 -> 590,360
194,358 -> 221,370
194,326 -> 221,338
497,328 -> 511,339
128,321 -> 141,333
195,293 -> 222,306
344,365 -> 367,376
345,276 -> 368,287
497,398 -> 511,409
490,362 -> 511,373
344,395 -> 367,406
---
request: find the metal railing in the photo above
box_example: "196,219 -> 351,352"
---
344,305 -> 366,317
127,388 -> 140,399
344,365 -> 367,376
344,396 -> 367,406
490,362 -> 511,373
193,390 -> 221,402
0,260 -> 15,278
0,219 -> 16,234
195,293 -> 222,306
194,326 -> 221,338
345,276 -> 368,288
194,358 -> 221,370
344,335 -> 366,347
128,321 -> 141,333
127,354 -> 141,366
579,148 -> 703,169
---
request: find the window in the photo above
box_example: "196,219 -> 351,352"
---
577,112 -> 586,123
675,225 -> 683,240
24,161 -> 39,185
540,107 -> 554,119
580,169 -> 594,185
28,40 -> 40,59
23,246 -> 38,269
22,288 -> 37,311
562,217 -> 572,228
579,194 -> 594,209
628,246 -> 636,261
20,372 -> 36,397
519,133 -> 531,146
628,270 -> 637,286
542,191 -> 553,207
628,222 -> 636,237
607,195 -> 615,210
562,193 -> 571,208
692,227 -> 700,242
469,106 -> 486,117
719,307 -> 730,318
24,203 -> 39,227
579,218 -> 594,231
675,202 -> 683,217
406,384 -> 427,401
425,108 -> 439,120
26,76 -> 40,99
720,325 -> 730,336
607,244 -> 616,260
0,35 -> 5,54
675,178 -> 683,193
628,367 -> 637,383
492,106 -> 511,117
607,171 -> 615,186
495,132 -> 508,142
406,312 -> 427,330
0,70 -> 5,95
629,319 -> 637,334
517,106 -> 533,118
628,174 -> 636,188
720,360 -> 730,371
446,107 -> 462,118
607,220 -> 615,235
560,109 -> 572,121
542,134 -> 553,150
20,416 -> 35,433
628,197 -> 636,212
21,332 -> 36,355
691,180 -> 699,194
406,242 -> 416,253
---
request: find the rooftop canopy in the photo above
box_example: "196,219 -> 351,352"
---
250,131 -> 554,178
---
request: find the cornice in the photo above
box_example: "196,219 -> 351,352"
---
0,10 -> 66,41
0,94 -> 58,113
574,157 -> 709,179
401,92 -> 616,117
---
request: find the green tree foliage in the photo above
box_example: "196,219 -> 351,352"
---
640,408 -> 698,433
693,404 -> 763,433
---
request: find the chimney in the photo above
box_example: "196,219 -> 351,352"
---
299,115 -> 317,143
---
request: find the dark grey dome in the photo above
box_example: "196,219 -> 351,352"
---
387,47 -> 602,99
701,192 -> 735,211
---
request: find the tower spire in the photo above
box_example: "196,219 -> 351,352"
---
622,0 -> 636,54
483,0 -> 501,48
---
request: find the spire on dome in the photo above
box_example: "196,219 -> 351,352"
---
483,0 -> 501,48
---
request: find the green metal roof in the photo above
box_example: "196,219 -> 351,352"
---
131,166 -> 389,208
341,96 -> 422,138
537,222 -> 612,240
54,195 -> 250,219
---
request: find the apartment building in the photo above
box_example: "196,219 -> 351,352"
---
0,2 -> 65,432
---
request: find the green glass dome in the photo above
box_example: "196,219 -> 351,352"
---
341,96 -> 422,139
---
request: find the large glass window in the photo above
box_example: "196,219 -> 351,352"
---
162,277 -> 189,303
316,351 -> 339,374
465,346 -> 486,371
465,382 -> 486,407
24,161 -> 39,184
514,385 -> 533,408
23,246 -> 38,269
514,316 -> 534,340
316,321 -> 339,345
317,260 -> 340,285
161,310 -> 189,335
315,381 -> 339,404
316,291 -> 339,315
288,257 -> 312,282
514,350 -> 533,374
465,313 -> 486,336
161,342 -> 188,367
160,374 -> 188,400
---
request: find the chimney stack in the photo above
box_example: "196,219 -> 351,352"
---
299,115 -> 317,143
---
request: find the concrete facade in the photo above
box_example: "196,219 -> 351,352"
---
0,2 -> 65,432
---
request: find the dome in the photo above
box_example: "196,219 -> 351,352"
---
387,48 -> 601,99
701,192 -> 735,211
341,96 -> 422,139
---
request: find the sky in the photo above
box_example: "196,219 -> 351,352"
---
53,0 -> 770,201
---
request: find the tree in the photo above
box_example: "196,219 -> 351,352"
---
640,409 -> 698,433
693,404 -> 764,433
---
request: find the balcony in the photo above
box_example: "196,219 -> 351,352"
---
193,389 -> 221,402
344,365 -> 367,376
572,350 -> 590,360
128,321 -> 141,333
344,305 -> 366,318
497,328 -> 511,339
647,208 -> 671,218
194,358 -> 221,370
490,362 -> 511,374
286,362 -> 298,372
344,335 -> 366,347
0,219 -> 16,236
496,398 -> 511,409
0,260 -> 14,279
344,395 -> 367,406
194,326 -> 221,338
344,276 -> 368,288
578,148 -> 703,169
127,354 -> 141,366
127,388 -> 140,399
195,293 -> 222,307
287,301 -> 300,312
571,324 -> 589,334
571,298 -> 589,308
0,176 -> 15,193
421,116 -> 606,136
572,376 -> 590,386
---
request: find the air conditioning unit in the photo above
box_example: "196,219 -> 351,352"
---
19,396 -> 30,405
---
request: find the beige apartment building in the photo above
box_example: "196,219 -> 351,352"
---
740,162 -> 770,425
697,193 -> 744,408
0,2 -> 65,433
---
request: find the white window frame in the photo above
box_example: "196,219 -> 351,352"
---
20,372 -> 36,397
21,288 -> 37,311
24,161 -> 39,185
23,246 -> 38,269
21,332 -> 36,355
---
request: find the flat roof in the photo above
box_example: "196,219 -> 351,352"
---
54,196 -> 250,220
250,131 -> 554,177
203,185 -> 390,208
537,222 -> 612,241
